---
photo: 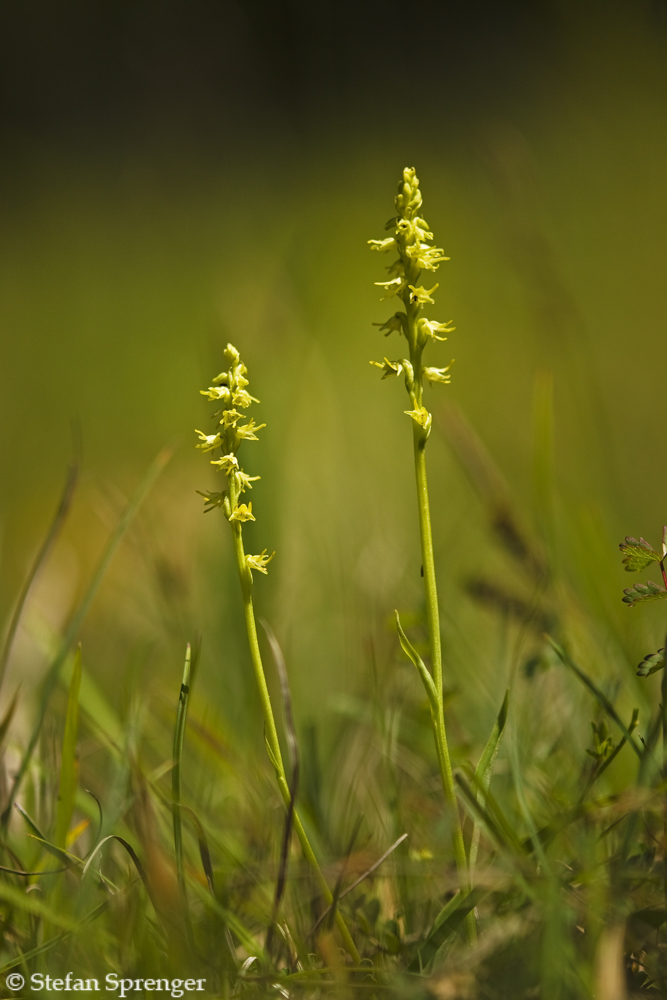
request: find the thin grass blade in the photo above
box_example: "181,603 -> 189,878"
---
55,645 -> 82,849
173,641 -> 195,888
470,690 -> 509,875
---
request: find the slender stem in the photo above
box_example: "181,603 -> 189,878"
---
412,426 -> 476,945
402,283 -> 475,942
229,512 -> 360,965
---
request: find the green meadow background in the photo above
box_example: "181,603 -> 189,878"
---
1,0 -> 667,857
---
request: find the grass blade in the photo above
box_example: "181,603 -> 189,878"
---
173,640 -> 198,888
470,690 -> 509,876
55,645 -> 82,849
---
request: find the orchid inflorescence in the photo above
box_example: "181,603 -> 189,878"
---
369,166 -> 455,436
196,343 -> 273,577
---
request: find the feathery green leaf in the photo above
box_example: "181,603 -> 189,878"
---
619,536 -> 662,572
622,580 -> 667,607
637,648 -> 665,677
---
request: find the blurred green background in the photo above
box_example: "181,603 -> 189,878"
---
1,0 -> 667,789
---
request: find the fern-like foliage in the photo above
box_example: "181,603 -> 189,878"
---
619,536 -> 662,573
636,648 -> 665,677
622,581 -> 667,607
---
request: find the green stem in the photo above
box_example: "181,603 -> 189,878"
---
412,426 -> 476,945
403,292 -> 475,941
229,513 -> 360,965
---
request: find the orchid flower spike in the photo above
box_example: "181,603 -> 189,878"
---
369,168 -> 456,440
195,345 -> 274,576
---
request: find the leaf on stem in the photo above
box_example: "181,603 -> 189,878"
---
395,611 -> 438,710
622,581 -> 667,607
636,648 -> 665,677
619,536 -> 662,572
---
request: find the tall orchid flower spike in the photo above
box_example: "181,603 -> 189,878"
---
369,168 -> 475,945
195,345 -> 360,964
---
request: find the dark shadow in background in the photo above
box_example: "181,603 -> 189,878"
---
0,1 -> 571,152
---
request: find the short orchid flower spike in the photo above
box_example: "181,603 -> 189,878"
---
195,344 -> 273,577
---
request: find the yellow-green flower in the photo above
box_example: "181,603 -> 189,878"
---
195,429 -> 222,452
405,243 -> 450,271
417,318 -> 455,343
424,363 -> 454,384
368,237 -> 397,253
407,284 -> 439,306
236,419 -> 266,441
246,549 -> 274,575
371,358 -> 405,380
404,405 -> 432,430
220,408 -> 243,428
232,388 -> 259,408
210,452 -> 239,473
200,385 -> 232,403
375,276 -> 407,300
229,502 -> 256,523
235,470 -> 260,491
